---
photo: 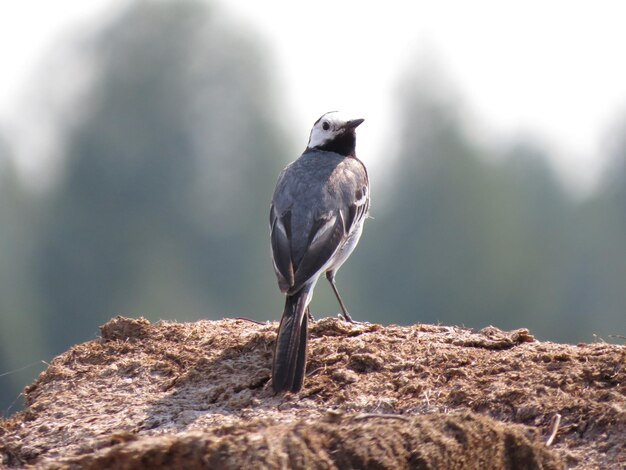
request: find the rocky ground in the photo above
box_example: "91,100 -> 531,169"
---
0,316 -> 624,469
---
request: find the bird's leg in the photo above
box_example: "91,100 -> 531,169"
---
325,271 -> 354,323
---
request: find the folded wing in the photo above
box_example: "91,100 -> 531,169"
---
270,205 -> 347,295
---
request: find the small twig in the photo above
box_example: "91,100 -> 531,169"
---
306,365 -> 326,377
546,413 -> 562,446
353,413 -> 410,422
3,392 -> 24,418
0,359 -> 45,378
608,334 -> 626,341
234,317 -> 265,325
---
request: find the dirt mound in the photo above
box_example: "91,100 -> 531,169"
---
1,316 -> 624,469
35,413 -> 561,470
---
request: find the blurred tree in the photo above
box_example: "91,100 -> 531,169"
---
572,115 -> 626,339
602,114 -> 626,223
348,67 -> 584,341
35,0 -> 287,352
0,137 -> 48,412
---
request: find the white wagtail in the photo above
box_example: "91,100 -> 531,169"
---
269,111 -> 369,393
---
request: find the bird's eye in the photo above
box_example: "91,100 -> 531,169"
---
322,121 -> 330,131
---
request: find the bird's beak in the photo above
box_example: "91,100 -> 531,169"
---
345,118 -> 364,130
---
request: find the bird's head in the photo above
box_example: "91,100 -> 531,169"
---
306,111 -> 364,157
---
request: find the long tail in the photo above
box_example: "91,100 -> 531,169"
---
272,289 -> 309,393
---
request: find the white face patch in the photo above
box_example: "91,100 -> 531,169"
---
307,111 -> 359,149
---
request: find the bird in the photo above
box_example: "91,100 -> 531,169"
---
269,111 -> 370,393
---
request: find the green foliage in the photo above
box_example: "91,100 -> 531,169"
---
0,138 -> 49,411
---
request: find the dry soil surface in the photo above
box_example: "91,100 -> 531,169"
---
0,316 -> 624,469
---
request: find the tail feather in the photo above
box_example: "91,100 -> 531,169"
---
272,291 -> 309,393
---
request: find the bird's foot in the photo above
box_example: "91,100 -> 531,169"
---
338,311 -> 355,323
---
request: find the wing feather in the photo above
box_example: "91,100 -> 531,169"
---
270,205 -> 294,292
288,211 -> 345,295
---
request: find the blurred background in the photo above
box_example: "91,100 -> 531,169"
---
2,0 -> 626,413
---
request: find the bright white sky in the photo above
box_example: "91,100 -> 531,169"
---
2,0 -> 626,192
